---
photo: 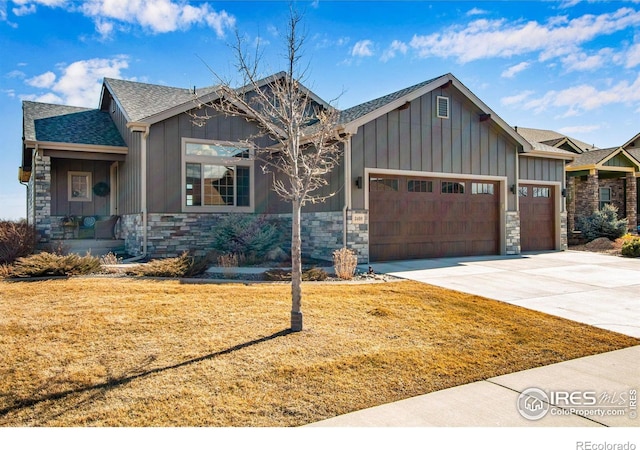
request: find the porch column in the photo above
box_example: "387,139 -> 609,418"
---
566,176 -> 576,231
586,171 -> 599,216
33,149 -> 52,243
626,173 -> 637,233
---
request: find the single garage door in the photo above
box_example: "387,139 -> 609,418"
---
369,174 -> 500,261
519,184 -> 555,251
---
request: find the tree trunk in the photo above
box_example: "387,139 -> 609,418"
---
290,198 -> 303,331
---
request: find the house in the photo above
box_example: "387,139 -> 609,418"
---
517,127 -> 639,236
20,72 -> 570,262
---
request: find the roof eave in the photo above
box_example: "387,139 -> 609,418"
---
31,140 -> 128,154
520,150 -> 575,161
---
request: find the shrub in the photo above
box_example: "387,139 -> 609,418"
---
575,205 -> 628,242
621,238 -> 640,258
213,215 -> 283,263
0,220 -> 36,265
263,267 -> 328,281
10,252 -> 101,278
126,252 -> 192,278
333,247 -> 358,280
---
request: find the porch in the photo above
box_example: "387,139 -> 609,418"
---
51,238 -> 126,257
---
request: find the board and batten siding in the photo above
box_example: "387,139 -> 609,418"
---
350,86 -> 519,210
50,159 -> 111,216
107,95 -> 141,215
518,155 -> 565,182
145,109 -> 295,214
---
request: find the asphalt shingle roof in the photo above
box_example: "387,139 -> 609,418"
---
23,101 -> 126,147
105,78 -> 219,122
566,147 -> 619,168
339,76 -> 441,124
516,127 -> 596,152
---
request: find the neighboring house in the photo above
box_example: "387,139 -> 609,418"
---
20,72 -> 569,262
517,127 -> 639,236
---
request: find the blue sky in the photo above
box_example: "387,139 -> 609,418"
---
2,0 -> 640,221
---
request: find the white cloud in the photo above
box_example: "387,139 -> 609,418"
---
12,3 -> 36,16
501,61 -> 530,78
561,48 -> 612,72
78,0 -> 235,36
23,57 -> 130,107
9,0 -> 235,38
522,74 -> 640,117
380,40 -> 408,62
466,8 -> 487,16
6,69 -> 26,79
351,40 -> 374,57
409,7 -> 640,63
26,71 -> 56,88
625,42 -> 640,68
559,124 -> 601,134
501,90 -> 535,106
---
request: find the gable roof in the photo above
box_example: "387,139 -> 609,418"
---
23,101 -> 126,147
621,131 -> 640,151
566,147 -> 640,171
338,73 -> 531,151
102,78 -> 219,123
516,127 -> 595,153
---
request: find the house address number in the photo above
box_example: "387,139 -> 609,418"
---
351,213 -> 366,224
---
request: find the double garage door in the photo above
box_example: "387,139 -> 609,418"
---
369,175 -> 500,261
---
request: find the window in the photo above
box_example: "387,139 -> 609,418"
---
599,187 -> 611,209
408,180 -> 433,193
442,181 -> 465,194
471,183 -> 494,195
370,177 -> 399,191
436,96 -> 450,119
533,187 -> 550,198
518,186 -> 528,197
68,171 -> 92,202
183,140 -> 253,210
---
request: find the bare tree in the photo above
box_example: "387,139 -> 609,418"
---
193,9 -> 343,331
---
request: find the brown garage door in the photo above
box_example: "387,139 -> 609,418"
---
369,175 -> 500,261
519,184 -> 555,251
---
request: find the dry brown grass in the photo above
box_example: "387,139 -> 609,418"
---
0,278 -> 637,427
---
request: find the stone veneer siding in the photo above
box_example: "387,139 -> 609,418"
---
625,174 -> 637,232
33,151 -> 52,244
505,211 -> 520,255
120,211 -> 365,262
560,211 -> 568,250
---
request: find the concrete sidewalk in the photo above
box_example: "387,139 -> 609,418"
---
308,346 -> 639,427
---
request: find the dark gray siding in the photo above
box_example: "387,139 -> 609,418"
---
146,109 -> 305,214
350,86 -> 519,210
50,159 -> 111,216
106,94 -> 140,215
518,155 -> 565,182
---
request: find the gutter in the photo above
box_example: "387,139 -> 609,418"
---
342,136 -> 352,249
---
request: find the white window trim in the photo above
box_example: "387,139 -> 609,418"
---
68,171 -> 92,202
436,96 -> 450,119
181,137 -> 255,213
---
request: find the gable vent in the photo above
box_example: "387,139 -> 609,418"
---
436,96 -> 449,119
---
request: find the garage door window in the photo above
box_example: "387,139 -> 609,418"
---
533,187 -> 550,198
442,181 -> 465,194
518,186 -> 528,197
408,180 -> 433,193
370,177 -> 399,191
471,183 -> 494,195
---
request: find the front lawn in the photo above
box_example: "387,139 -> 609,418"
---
0,278 -> 637,426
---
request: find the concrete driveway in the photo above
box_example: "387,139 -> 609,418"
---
365,250 -> 640,338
